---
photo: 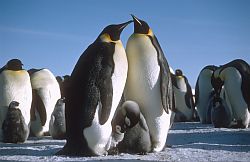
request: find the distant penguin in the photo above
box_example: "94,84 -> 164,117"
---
125,15 -> 174,152
2,101 -> 29,143
195,65 -> 218,124
112,100 -> 151,154
49,98 -> 66,139
210,95 -> 232,128
0,59 -> 32,142
171,69 -> 195,122
28,68 -> 61,137
57,21 -> 131,156
56,75 -> 70,98
212,59 -> 250,128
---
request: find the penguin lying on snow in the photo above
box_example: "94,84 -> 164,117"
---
111,100 -> 151,154
0,59 -> 32,142
57,21 -> 131,156
124,15 -> 174,152
2,101 -> 29,143
29,68 -> 61,137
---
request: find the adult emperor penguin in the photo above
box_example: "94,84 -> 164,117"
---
212,59 -> 250,128
195,65 -> 218,124
28,68 -> 61,137
57,21 -> 131,156
124,15 -> 174,152
112,100 -> 151,154
2,101 -> 29,143
171,69 -> 195,122
0,59 -> 32,142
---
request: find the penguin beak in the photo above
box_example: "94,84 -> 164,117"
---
118,20 -> 133,32
130,14 -> 150,34
131,14 -> 142,26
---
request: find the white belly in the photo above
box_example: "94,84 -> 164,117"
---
125,34 -> 171,152
222,67 -> 250,126
173,86 -> 193,120
196,69 -> 214,123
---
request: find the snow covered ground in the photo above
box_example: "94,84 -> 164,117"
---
0,122 -> 249,162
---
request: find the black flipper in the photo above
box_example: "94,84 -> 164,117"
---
149,36 -> 173,114
97,43 -> 114,125
30,89 -> 47,126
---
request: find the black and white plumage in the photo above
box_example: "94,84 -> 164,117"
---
112,100 -> 151,154
0,59 -> 32,142
49,98 -> 66,139
125,15 -> 174,152
171,69 -> 195,122
195,65 -> 218,123
29,68 -> 61,137
212,59 -> 250,128
57,21 -> 131,156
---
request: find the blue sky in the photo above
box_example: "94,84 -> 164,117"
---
1,0 -> 250,88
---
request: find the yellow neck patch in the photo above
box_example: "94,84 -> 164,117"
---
100,33 -> 120,43
147,28 -> 154,37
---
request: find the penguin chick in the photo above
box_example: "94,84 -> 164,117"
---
2,101 -> 29,143
49,98 -> 66,139
112,100 -> 151,154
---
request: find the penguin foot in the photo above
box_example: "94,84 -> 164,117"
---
230,120 -> 248,129
56,142 -> 94,157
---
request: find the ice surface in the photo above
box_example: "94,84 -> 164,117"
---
0,122 -> 249,162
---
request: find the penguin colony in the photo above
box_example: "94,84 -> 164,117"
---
0,15 -> 249,156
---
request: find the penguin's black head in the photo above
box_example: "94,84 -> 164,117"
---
211,71 -> 224,96
131,14 -> 151,35
8,101 -> 20,109
112,101 -> 140,134
175,69 -> 183,76
6,59 -> 23,71
99,21 -> 132,42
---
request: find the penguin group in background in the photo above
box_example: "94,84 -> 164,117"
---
2,101 -> 29,143
57,21 -> 131,156
125,15 -> 174,152
29,68 -> 61,137
112,100 -> 151,154
171,69 -> 195,122
212,59 -> 250,128
195,65 -> 218,123
49,97 -> 66,139
0,59 -> 32,143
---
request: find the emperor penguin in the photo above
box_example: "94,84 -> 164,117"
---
2,101 -> 29,143
195,65 -> 218,123
0,59 -> 32,142
171,69 -> 195,122
124,15 -> 174,152
57,21 -> 131,156
112,100 -> 151,154
28,68 -> 61,137
49,97 -> 66,139
212,59 -> 250,128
